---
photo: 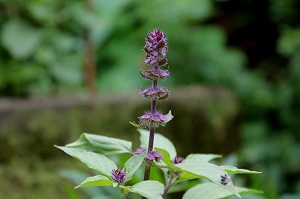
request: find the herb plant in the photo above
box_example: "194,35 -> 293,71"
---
56,29 -> 261,199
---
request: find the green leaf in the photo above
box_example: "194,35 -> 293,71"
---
75,175 -> 115,188
124,151 -> 147,179
55,146 -> 117,177
185,154 -> 222,163
138,129 -> 177,160
129,122 -> 142,128
220,165 -> 261,174
155,147 -> 172,166
124,180 -> 164,199
1,19 -> 42,59
66,133 -> 132,155
173,162 -> 240,198
183,182 -> 263,199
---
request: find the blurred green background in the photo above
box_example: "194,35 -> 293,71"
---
0,0 -> 300,198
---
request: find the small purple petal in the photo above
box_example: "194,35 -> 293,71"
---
134,147 -> 146,155
146,153 -> 155,160
153,151 -> 163,158
146,151 -> 163,161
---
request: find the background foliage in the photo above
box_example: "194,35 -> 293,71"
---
1,0 -> 300,198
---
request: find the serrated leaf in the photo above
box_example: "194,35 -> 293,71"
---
55,146 -> 117,177
138,129 -> 177,160
183,182 -> 263,199
125,180 -> 164,199
124,151 -> 147,179
66,133 -> 132,155
220,165 -> 262,174
185,154 -> 222,163
75,175 -> 114,188
173,162 -> 240,198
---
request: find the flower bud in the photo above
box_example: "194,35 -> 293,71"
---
144,29 -> 168,67
111,168 -> 126,184
173,157 -> 185,164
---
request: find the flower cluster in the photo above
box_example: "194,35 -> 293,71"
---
140,68 -> 170,80
138,29 -> 172,129
139,111 -> 168,128
144,29 -> 168,68
140,86 -> 170,100
111,168 -> 126,184
134,147 -> 163,162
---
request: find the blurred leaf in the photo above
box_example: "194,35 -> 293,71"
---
137,0 -> 214,25
278,28 -> 300,56
1,19 -> 42,59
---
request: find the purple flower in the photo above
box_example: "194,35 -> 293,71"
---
146,150 -> 163,161
111,168 -> 126,184
144,29 -> 168,67
138,110 -> 168,128
173,157 -> 185,164
134,147 -> 146,155
134,147 -> 163,161
140,68 -> 170,80
140,86 -> 170,100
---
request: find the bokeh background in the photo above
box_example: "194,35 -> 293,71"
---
0,0 -> 300,199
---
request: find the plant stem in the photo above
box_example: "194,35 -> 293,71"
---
162,175 -> 174,198
142,79 -> 158,199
